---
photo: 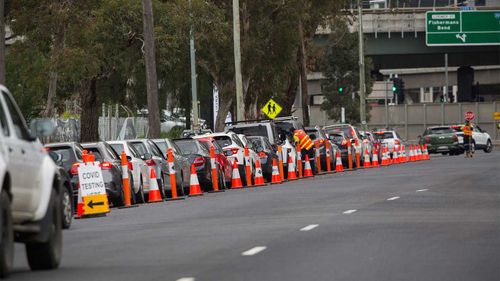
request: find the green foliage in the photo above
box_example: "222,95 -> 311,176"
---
320,19 -> 373,124
161,126 -> 184,139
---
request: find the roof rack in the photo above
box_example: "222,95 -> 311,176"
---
225,119 -> 273,125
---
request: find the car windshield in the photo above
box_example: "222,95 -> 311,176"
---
429,127 -> 453,134
374,132 -> 394,140
325,126 -> 353,139
174,140 -> 200,156
213,136 -> 232,148
131,142 -> 148,156
109,143 -> 124,156
329,133 -> 344,144
229,125 -> 269,139
154,140 -> 168,155
249,138 -> 264,151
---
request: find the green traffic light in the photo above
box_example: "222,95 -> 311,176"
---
338,87 -> 344,93
392,86 -> 397,92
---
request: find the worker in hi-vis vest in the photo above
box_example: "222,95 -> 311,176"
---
462,120 -> 473,158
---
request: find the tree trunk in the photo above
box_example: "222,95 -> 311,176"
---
80,78 -> 99,142
215,96 -> 232,132
141,0 -> 161,138
298,19 -> 310,126
281,72 -> 299,116
0,0 -> 5,84
42,71 -> 58,117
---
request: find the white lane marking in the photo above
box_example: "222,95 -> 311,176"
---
300,224 -> 319,231
416,189 -> 428,192
343,209 -> 357,214
387,196 -> 400,201
177,278 -> 195,281
242,246 -> 267,256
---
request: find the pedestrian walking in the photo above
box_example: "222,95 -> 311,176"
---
462,120 -> 473,158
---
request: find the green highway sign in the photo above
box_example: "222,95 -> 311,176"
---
426,10 -> 500,46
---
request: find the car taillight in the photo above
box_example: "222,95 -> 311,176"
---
395,140 -> 401,145
341,139 -> 347,146
193,157 -> 205,167
453,134 -> 458,142
70,163 -> 80,175
258,151 -> 266,158
424,136 -> 431,143
100,162 -> 113,169
319,139 -> 324,145
231,148 -> 239,155
145,159 -> 156,166
127,162 -> 133,171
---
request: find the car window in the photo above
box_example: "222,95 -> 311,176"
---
229,125 -> 270,139
168,140 -> 182,155
429,127 -> 453,134
2,91 -> 31,140
0,101 -> 10,137
395,132 -> 402,139
173,140 -> 199,156
214,136 -> 232,148
131,142 -> 148,156
110,143 -> 124,156
231,134 -> 244,147
374,132 -> 394,140
104,144 -> 119,159
127,143 -> 140,158
46,146 -> 75,169
154,140 -> 168,155
200,141 -> 211,152
326,126 -> 353,139
330,133 -> 344,144
148,141 -> 164,158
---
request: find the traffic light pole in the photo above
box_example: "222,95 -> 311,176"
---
358,0 -> 367,130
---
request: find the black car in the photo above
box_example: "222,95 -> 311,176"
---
80,142 -> 130,207
47,150 -> 74,229
247,136 -> 278,182
173,138 -> 213,193
44,142 -> 85,175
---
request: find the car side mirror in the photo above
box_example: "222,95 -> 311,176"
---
126,156 -> 132,161
142,153 -> 153,160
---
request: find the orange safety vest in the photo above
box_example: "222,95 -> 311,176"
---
462,125 -> 472,136
294,129 -> 314,151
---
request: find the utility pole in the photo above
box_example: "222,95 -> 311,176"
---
141,0 -> 161,138
232,0 -> 244,122
358,0 -> 366,130
444,53 -> 449,103
189,0 -> 199,130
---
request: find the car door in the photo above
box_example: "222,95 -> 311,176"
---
473,125 -> 487,146
0,90 -> 40,215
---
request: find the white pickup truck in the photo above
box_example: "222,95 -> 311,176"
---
0,85 -> 62,278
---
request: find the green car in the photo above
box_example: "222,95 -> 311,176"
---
419,126 -> 463,155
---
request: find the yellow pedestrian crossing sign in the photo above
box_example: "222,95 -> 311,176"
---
493,112 -> 500,120
261,98 -> 282,119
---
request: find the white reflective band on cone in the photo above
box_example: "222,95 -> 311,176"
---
122,165 -> 129,179
169,162 -> 175,175
210,158 -> 216,170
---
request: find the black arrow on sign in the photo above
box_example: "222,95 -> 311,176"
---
87,200 -> 105,209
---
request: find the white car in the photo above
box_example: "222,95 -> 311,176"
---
107,140 -> 150,203
451,124 -> 493,153
236,134 -> 258,171
373,130 -> 404,153
0,85 -> 62,277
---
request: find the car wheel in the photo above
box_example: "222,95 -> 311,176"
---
135,177 -> 146,204
471,141 -> 476,153
26,188 -> 62,271
484,140 -> 493,153
61,186 -> 73,229
113,187 -> 125,207
0,189 -> 13,278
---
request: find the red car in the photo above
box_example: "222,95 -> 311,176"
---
193,136 -> 233,187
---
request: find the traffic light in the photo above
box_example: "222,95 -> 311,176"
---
338,87 -> 344,93
391,78 -> 405,103
440,95 -> 445,103
392,85 -> 397,92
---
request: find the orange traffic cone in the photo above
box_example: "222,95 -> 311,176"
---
270,158 -> 282,184
372,148 -> 379,167
188,164 -> 203,197
231,160 -> 243,189
335,150 -> 344,172
76,182 -> 84,218
423,144 -> 430,160
393,147 -> 400,164
363,148 -> 371,168
303,154 -> 314,177
296,143 -> 303,178
254,159 -> 266,186
287,156 -> 297,181
148,168 -> 163,203
410,145 -> 416,162
417,144 -> 423,161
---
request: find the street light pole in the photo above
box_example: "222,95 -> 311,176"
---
357,0 -> 367,130
189,0 -> 200,130
232,0 -> 244,122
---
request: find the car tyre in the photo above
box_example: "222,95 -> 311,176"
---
484,140 -> 493,153
0,189 -> 13,278
61,186 -> 73,229
26,189 -> 62,271
113,187 -> 125,207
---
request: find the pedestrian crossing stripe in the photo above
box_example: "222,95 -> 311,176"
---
261,98 -> 282,119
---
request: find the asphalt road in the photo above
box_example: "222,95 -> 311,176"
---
11,151 -> 500,281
